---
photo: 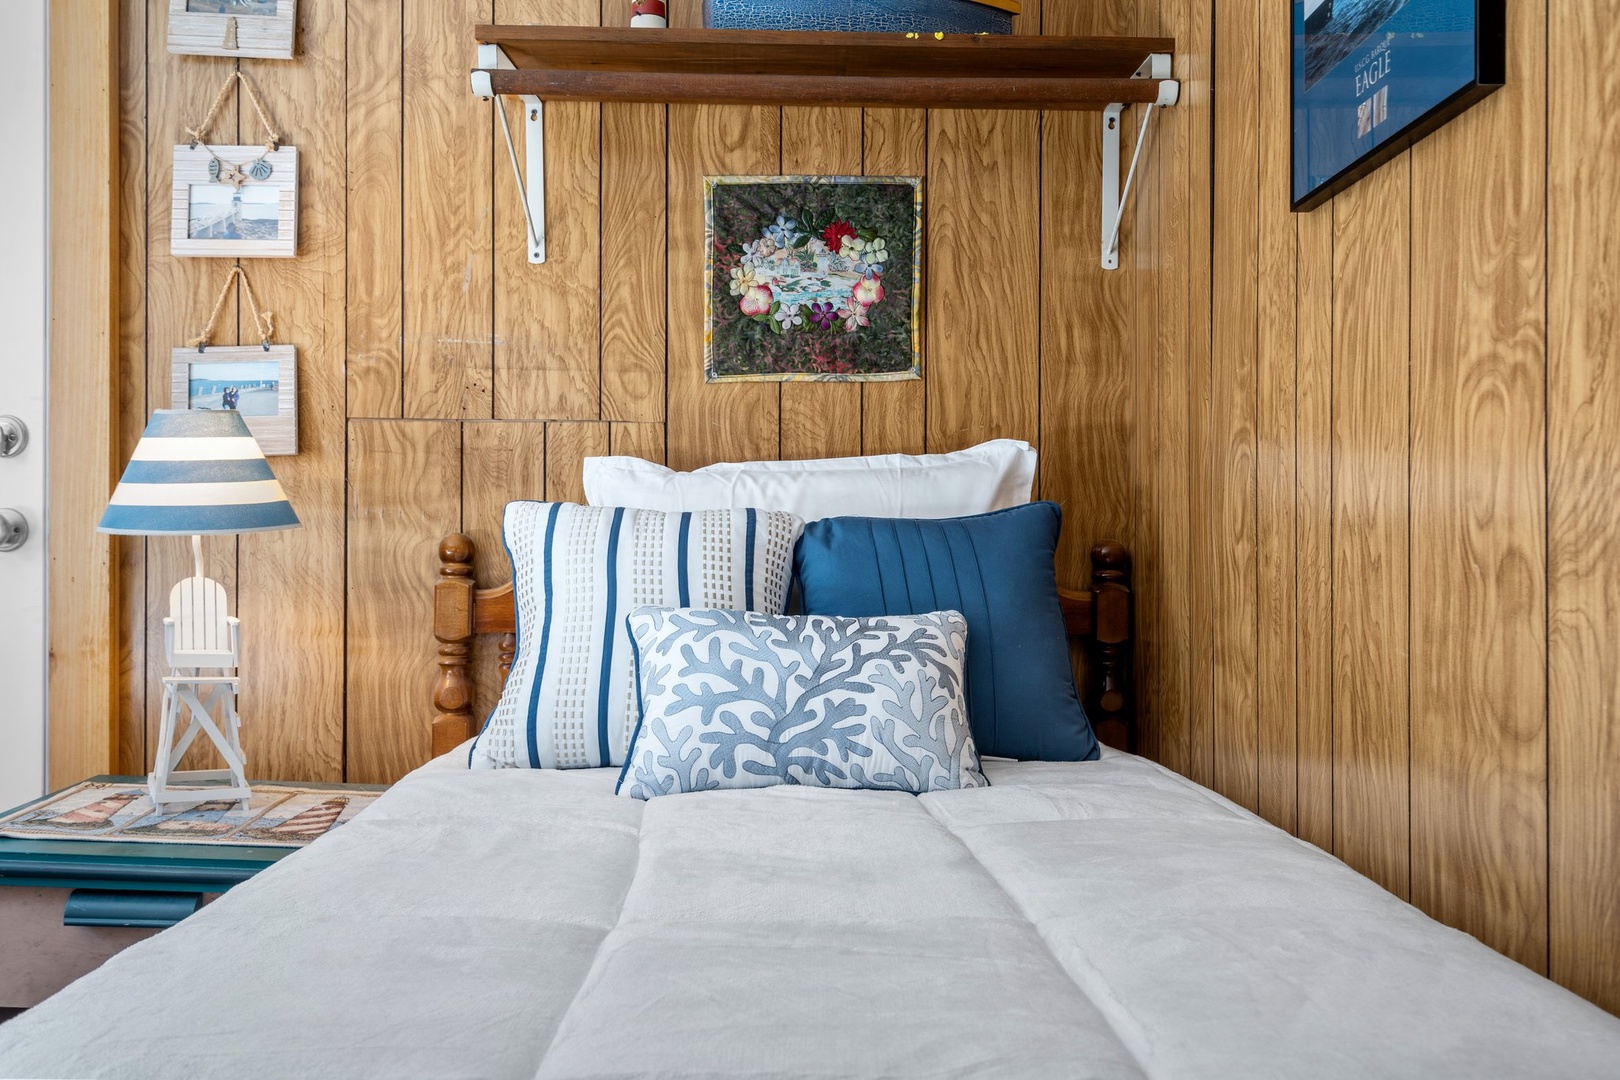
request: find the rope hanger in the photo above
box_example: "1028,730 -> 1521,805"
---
187,69 -> 281,152
190,266 -> 275,352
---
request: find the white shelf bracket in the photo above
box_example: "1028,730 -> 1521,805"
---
472,44 -> 546,264
1101,53 -> 1179,271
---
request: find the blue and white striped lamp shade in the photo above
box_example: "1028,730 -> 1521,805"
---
98,410 -> 300,536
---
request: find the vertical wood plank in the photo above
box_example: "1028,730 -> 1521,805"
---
779,106 -> 863,461
666,103 -> 781,470
1548,0 -> 1620,1015
48,0 -> 119,786
1123,41 -> 1163,760
495,0 -> 601,422
463,421 -> 547,717
402,0 -> 493,419
346,0 -> 404,419
1209,0 -> 1260,814
598,0 -> 666,425
859,107 -> 926,457
114,0 -> 146,776
1040,0 -> 1135,580
610,421 -> 666,463
926,106 -> 1040,451
1410,0 -> 1549,969
921,0 -> 1038,455
1295,201 -> 1335,853
346,420 -> 462,784
240,0 -> 351,783
1254,0 -> 1299,833
1181,0 -> 1216,790
601,100 -> 668,423
1038,0 -> 1138,741
545,421 -> 611,503
1331,158 -> 1411,900
1142,0 -> 1209,780
1123,6 -> 1160,761
142,22 -> 237,772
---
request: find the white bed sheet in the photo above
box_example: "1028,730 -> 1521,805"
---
1,748 -> 1616,1079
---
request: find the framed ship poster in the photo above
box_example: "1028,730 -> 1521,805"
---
1292,0 -> 1505,210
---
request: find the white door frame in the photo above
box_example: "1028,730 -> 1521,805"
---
0,0 -> 49,810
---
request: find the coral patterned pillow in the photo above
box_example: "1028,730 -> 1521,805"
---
617,607 -> 988,800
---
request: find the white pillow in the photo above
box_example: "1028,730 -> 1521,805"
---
469,503 -> 803,771
617,607 -> 988,799
582,439 -> 1036,522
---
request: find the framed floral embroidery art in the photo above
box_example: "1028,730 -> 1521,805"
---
704,175 -> 923,383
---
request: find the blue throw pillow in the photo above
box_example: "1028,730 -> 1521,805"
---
794,502 -> 1099,762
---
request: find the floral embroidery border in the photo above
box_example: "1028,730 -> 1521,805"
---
704,175 -> 924,383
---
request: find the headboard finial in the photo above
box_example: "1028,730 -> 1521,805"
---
1089,539 -> 1133,750
1090,539 -> 1131,577
440,533 -> 475,575
432,533 -> 478,757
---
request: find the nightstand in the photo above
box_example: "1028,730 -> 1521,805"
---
0,775 -> 380,1008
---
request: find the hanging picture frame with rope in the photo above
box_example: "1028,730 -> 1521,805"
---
167,0 -> 297,61
171,266 -> 298,455
171,70 -> 298,258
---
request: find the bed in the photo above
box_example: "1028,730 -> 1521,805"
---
2,529 -> 1618,1078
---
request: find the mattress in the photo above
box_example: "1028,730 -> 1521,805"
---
1,748 -> 1616,1079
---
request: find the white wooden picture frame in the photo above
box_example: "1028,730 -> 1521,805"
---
171,346 -> 298,456
171,144 -> 298,259
168,0 -> 296,61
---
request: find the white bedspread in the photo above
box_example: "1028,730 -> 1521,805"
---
2,749 -> 1616,1079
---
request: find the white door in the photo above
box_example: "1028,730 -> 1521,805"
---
0,0 -> 48,811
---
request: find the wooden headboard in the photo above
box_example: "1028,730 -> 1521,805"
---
430,535 -> 1135,757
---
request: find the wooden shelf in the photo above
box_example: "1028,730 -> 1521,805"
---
473,26 -> 1176,111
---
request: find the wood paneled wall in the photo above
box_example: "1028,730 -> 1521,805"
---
112,1 -> 1206,795
1206,0 -> 1620,1014
104,0 -> 1618,1015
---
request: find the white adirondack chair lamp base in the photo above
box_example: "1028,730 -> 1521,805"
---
98,410 -> 300,813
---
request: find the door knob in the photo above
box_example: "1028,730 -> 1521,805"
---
0,508 -> 27,551
0,416 -> 26,457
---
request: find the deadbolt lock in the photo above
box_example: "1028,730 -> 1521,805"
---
0,508 -> 26,552
0,416 -> 26,458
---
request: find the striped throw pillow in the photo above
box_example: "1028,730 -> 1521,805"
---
470,503 -> 803,770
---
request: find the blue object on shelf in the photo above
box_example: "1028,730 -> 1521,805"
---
703,0 -> 1014,35
64,889 -> 204,928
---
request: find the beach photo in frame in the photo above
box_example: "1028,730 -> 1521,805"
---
168,0 -> 297,60
172,346 -> 298,455
171,144 -> 298,258
705,175 -> 923,383
1292,0 -> 1505,210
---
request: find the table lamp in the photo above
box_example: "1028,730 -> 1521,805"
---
98,409 -> 299,812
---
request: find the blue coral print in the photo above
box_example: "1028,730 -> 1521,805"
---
620,608 -> 987,800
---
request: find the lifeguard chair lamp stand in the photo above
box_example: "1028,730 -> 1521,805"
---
98,410 -> 300,813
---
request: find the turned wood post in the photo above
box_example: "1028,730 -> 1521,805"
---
498,633 -> 517,687
1089,540 -> 1134,752
432,534 -> 477,758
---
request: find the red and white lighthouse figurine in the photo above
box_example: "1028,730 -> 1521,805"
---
630,1 -> 667,27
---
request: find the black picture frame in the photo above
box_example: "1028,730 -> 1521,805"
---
1291,0 -> 1506,212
